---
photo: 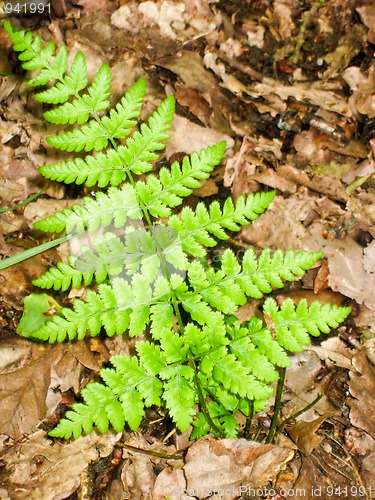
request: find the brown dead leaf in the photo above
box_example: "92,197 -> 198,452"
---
345,427 -> 375,458
153,467 -> 193,500
308,336 -> 353,371
349,351 -> 375,440
0,250 -> 51,309
308,223 -> 375,310
240,194 -> 312,250
155,50 -> 233,134
166,115 -> 234,158
175,83 -> 212,125
120,435 -> 164,499
277,164 -> 349,203
51,341 -> 100,394
183,438 -> 292,499
0,430 -> 121,500
357,5 -> 375,43
323,24 -> 366,81
314,260 -> 330,293
0,339 -> 58,437
288,412 -> 336,455
361,451 -> 375,492
246,78 -> 352,117
0,336 -> 101,438
343,65 -> 375,119
293,446 -> 358,499
77,0 -> 117,15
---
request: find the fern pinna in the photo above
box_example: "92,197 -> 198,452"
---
5,21 -> 351,440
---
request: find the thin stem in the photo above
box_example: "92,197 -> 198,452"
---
275,391 -> 325,435
192,364 -> 223,438
0,191 -> 43,213
290,0 -> 325,64
0,233 -> 74,270
244,399 -> 254,438
265,367 -> 286,444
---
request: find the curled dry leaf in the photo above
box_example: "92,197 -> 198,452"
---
166,115 -> 234,158
288,412 -> 337,456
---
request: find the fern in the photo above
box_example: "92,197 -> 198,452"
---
4,22 -> 352,441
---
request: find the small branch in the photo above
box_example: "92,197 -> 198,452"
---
119,442 -> 185,460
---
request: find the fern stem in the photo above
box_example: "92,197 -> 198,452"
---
265,367 -> 286,444
192,362 -> 223,438
275,391 -> 325,435
244,399 -> 254,438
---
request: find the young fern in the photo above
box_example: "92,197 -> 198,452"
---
5,21 -> 351,440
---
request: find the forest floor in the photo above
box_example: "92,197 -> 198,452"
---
0,0 -> 375,498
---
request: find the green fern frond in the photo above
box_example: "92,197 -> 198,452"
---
35,49 -> 86,100
100,78 -> 147,139
33,225 -> 189,291
245,316 -> 291,368
177,248 -> 323,318
227,322 -> 279,383
39,91 -> 173,186
5,21 -> 352,441
46,120 -> 109,152
35,184 -> 142,233
31,275 -> 156,342
239,248 -> 324,298
4,21 -> 54,71
168,191 -> 276,257
32,256 -> 95,292
39,150 -> 129,188
162,366 -> 196,432
43,63 -> 111,124
136,141 -> 226,217
263,298 -> 351,352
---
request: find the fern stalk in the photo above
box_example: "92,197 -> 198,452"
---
265,367 -> 286,444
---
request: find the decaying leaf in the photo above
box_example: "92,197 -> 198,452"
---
288,412 -> 336,456
308,223 -> 375,310
349,351 -> 375,440
183,438 -> 292,499
0,430 -> 121,500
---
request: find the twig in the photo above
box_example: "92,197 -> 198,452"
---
119,442 -> 185,460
